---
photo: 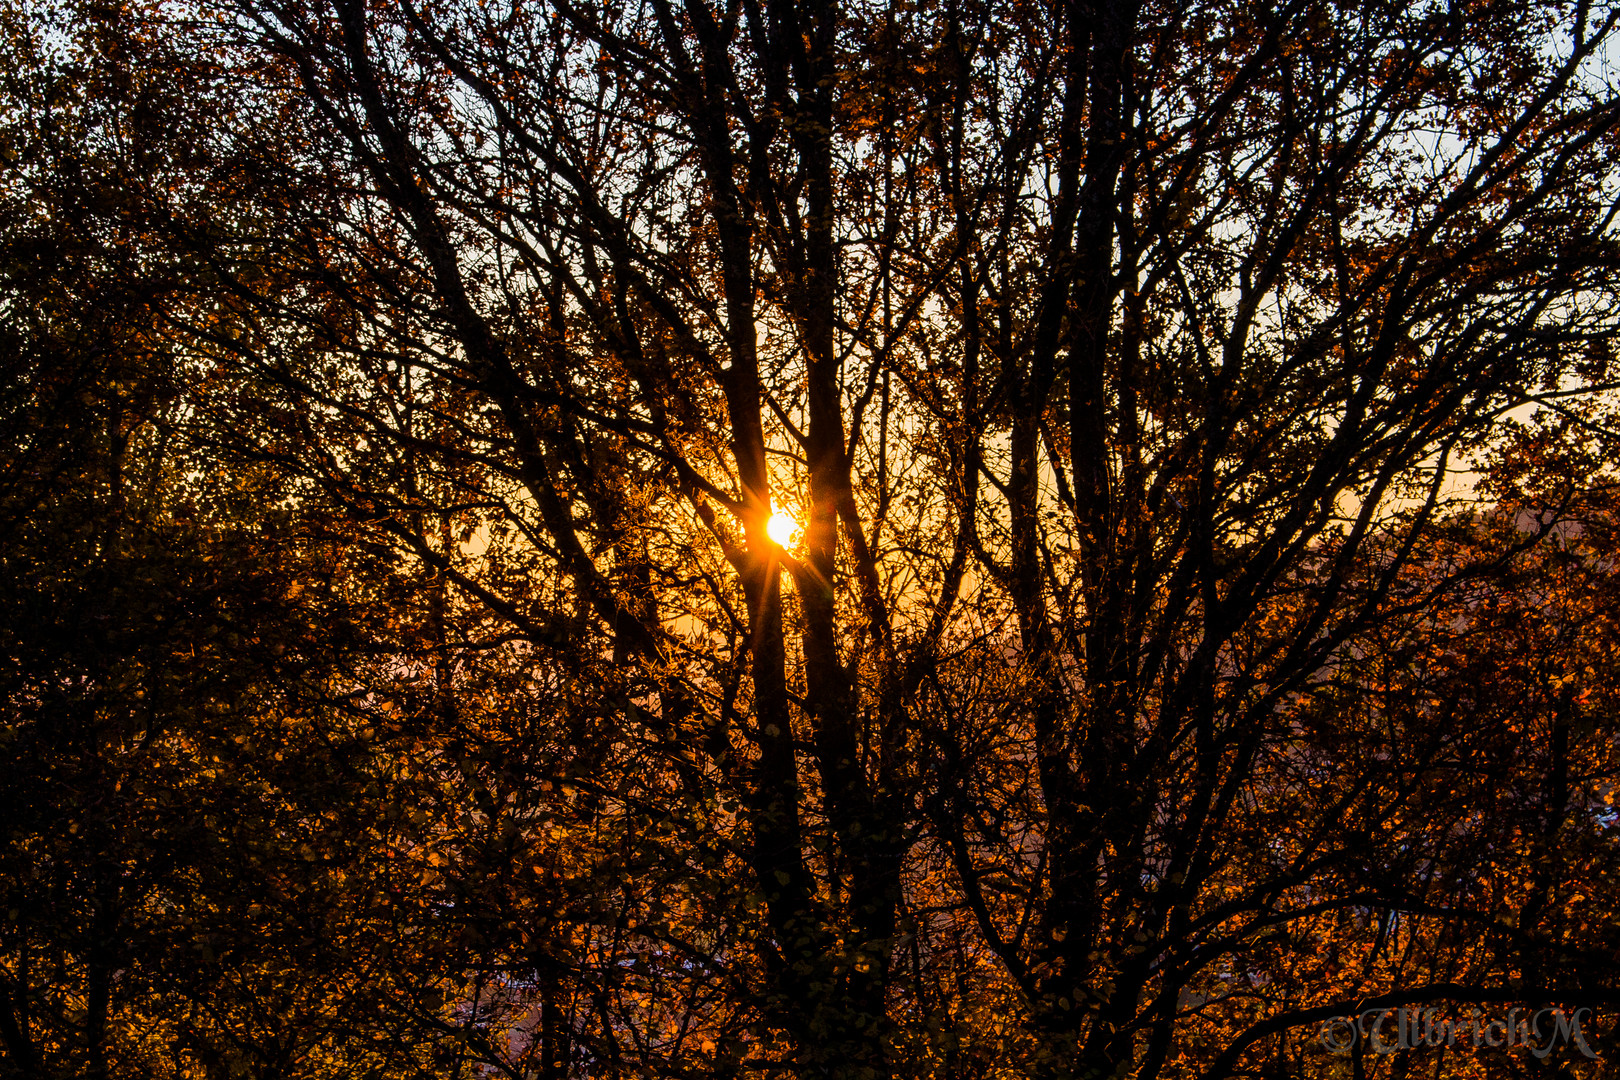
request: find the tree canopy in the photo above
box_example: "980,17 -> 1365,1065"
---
6,0 -> 1620,1077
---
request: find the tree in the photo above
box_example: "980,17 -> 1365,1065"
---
0,13 -> 592,1076
11,0 -> 1620,1076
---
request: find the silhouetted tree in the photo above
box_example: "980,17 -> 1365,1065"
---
9,0 -> 1620,1076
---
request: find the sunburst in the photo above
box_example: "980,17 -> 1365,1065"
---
766,510 -> 799,547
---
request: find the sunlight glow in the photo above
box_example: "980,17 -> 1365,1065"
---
766,510 -> 798,547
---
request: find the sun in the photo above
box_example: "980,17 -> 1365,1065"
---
766,510 -> 799,547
